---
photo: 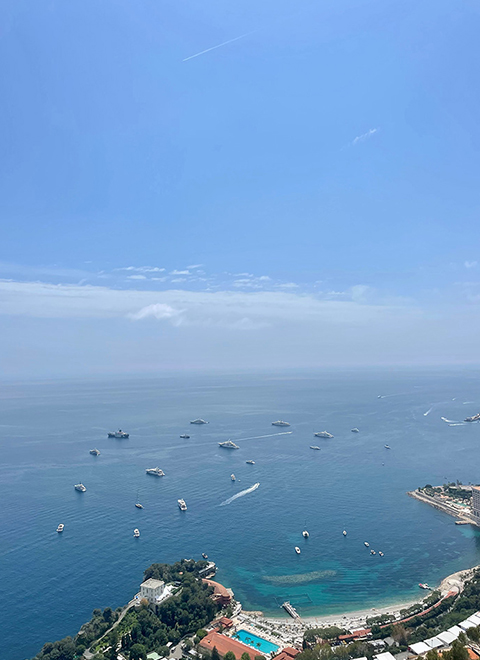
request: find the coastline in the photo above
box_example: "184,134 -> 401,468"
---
243,565 -> 479,630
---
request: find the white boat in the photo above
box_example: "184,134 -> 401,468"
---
384,444 -> 391,449
202,553 -> 208,559
74,483 -> 86,492
343,530 -> 347,536
302,530 -> 309,538
294,546 -> 301,554
133,528 -> 140,538
89,448 -> 100,455
379,551 -> 384,556
108,429 -> 129,438
272,420 -> 290,426
351,428 -> 360,433
56,524 -> 64,533
146,467 -> 165,476
231,474 -> 236,481
419,583 -> 431,590
180,434 -> 190,439
190,419 -> 208,424
364,541 -> 369,547
246,460 -> 255,464
218,440 -> 239,449
310,445 -> 321,450
178,498 -> 187,511
314,431 -> 334,438
370,549 -> 376,555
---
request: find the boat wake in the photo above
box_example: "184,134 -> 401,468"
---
424,407 -> 433,416
220,483 -> 260,506
449,423 -> 465,427
240,432 -> 292,441
441,417 -> 461,424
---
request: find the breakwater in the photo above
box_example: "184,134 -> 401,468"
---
408,490 -> 480,527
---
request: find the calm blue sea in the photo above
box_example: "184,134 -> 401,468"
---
2,369 -> 480,660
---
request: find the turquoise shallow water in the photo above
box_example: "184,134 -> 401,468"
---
2,368 -> 480,659
234,629 -> 279,653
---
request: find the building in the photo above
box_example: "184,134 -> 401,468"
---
472,486 -> 480,519
202,579 -> 233,606
273,647 -> 300,660
140,578 -> 165,604
199,631 -> 256,660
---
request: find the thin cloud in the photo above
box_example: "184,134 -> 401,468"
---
465,261 -> 478,269
351,127 -> 379,146
170,269 -> 191,276
115,266 -> 165,273
183,31 -> 254,62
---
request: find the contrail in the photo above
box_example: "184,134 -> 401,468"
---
183,31 -> 254,62
220,482 -> 260,506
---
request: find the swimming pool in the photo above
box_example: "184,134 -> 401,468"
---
233,629 -> 279,655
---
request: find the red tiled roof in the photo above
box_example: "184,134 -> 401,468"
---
274,649 -> 301,660
203,579 -> 232,602
219,617 -> 234,628
199,632 -> 256,660
467,649 -> 480,660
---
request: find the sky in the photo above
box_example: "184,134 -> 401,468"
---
0,0 -> 480,377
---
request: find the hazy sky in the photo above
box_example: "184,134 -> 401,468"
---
1,0 -> 480,377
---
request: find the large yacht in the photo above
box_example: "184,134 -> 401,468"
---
272,420 -> 290,427
180,434 -> 190,439
314,431 -> 334,438
89,448 -> 100,456
146,467 -> 165,477
74,483 -> 86,492
178,498 -> 187,511
218,440 -> 239,449
246,460 -> 255,464
133,528 -> 140,538
190,419 -> 208,425
56,523 -> 64,533
351,428 -> 360,433
310,445 -> 321,450
108,429 -> 129,438
465,413 -> 480,422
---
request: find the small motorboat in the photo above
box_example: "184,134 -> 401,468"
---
133,528 -> 140,538
310,446 -> 321,450
419,583 -> 431,590
231,474 -> 236,481
343,530 -> 347,536
364,542 -> 369,547
135,503 -> 144,509
202,553 -> 208,559
246,460 -> 255,464
89,448 -> 100,456
180,434 -> 190,439
370,549 -> 376,555
384,444 -> 391,449
302,530 -> 309,538
295,546 -> 301,554
56,524 -> 64,533
379,551 -> 384,557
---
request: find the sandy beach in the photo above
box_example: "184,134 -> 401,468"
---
243,565 -> 479,632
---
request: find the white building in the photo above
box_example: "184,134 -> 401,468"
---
472,486 -> 480,519
140,578 -> 165,604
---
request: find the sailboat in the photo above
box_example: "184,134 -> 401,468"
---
135,489 -> 143,509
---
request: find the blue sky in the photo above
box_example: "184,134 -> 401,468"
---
1,0 -> 480,376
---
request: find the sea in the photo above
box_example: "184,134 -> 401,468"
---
2,368 -> 480,660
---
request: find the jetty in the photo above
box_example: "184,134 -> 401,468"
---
408,487 -> 480,528
282,601 -> 300,619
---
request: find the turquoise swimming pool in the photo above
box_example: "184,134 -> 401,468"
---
234,629 -> 279,655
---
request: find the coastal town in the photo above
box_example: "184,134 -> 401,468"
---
408,482 -> 480,527
32,558 -> 480,660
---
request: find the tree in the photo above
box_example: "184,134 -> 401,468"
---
103,607 -> 114,623
225,652 -> 236,660
241,653 -> 251,660
197,630 -> 208,640
443,640 -> 469,660
212,646 -> 221,660
392,624 -> 408,646
130,643 -> 148,660
426,651 -> 440,660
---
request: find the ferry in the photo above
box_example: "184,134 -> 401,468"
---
56,524 -> 64,533
218,440 -> 239,449
364,541 -> 369,547
343,530 -> 347,536
108,429 -> 129,438
272,421 -> 290,426
231,474 -> 236,481
180,434 -> 190,439
246,460 -> 255,464
89,448 -> 100,456
178,499 -> 187,511
310,445 -> 321,450
282,601 -> 300,619
314,431 -> 334,438
302,530 -> 309,538
351,428 -> 360,433
295,546 -> 301,554
146,467 -> 165,477
190,419 -> 208,425
74,483 -> 86,492
134,528 -> 140,538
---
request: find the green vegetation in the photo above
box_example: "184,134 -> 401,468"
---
298,640 -> 376,660
32,560 -> 221,660
304,627 -> 347,643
